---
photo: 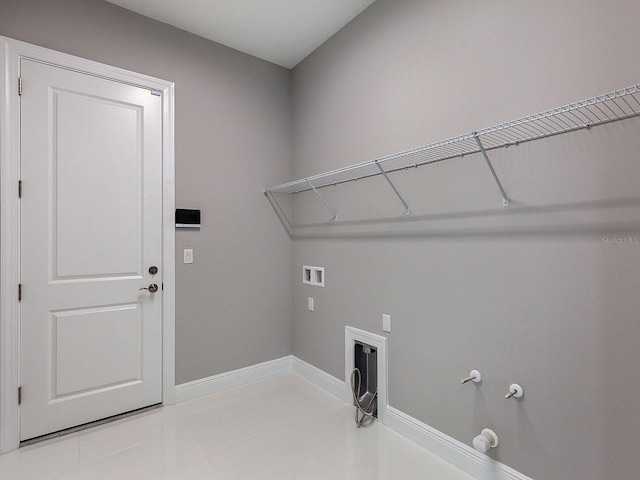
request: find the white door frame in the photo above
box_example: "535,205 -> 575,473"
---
0,36 -> 176,454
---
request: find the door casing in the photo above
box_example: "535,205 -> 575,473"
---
0,36 -> 176,454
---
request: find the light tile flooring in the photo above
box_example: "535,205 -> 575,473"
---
0,373 -> 476,479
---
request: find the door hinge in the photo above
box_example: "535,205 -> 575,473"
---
18,180 -> 22,198
18,77 -> 22,96
18,283 -> 22,301
18,386 -> 22,405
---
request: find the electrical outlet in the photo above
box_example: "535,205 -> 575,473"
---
382,314 -> 391,332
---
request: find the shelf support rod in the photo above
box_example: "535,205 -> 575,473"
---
375,160 -> 410,215
307,179 -> 338,220
473,133 -> 509,207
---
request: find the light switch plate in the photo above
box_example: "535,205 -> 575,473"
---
308,297 -> 314,312
184,249 -> 193,264
382,314 -> 391,332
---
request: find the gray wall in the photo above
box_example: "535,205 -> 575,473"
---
0,0 -> 293,384
291,1 -> 640,479
4,0 -> 640,478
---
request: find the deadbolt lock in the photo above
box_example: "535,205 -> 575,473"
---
148,266 -> 158,275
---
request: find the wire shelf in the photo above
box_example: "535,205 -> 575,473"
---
263,84 -> 640,196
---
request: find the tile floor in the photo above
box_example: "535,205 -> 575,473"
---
0,373 -> 476,479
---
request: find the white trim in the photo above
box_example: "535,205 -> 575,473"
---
161,79 -> 176,407
174,355 -> 531,480
0,36 -> 21,456
292,357 -> 345,400
175,356 -> 293,403
0,36 -> 175,453
344,326 -> 388,425
386,407 -> 534,480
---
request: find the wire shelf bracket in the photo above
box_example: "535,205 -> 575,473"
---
473,133 -> 509,207
375,160 -> 410,215
307,179 -> 338,221
263,83 -> 640,221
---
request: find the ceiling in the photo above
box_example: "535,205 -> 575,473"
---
104,0 -> 377,69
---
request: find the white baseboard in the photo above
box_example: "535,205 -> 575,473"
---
175,357 -> 531,480
386,406 -> 533,480
174,355 -> 292,403
289,358 -> 530,479
291,356 -> 346,400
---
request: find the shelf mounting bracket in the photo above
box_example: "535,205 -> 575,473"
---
307,179 -> 338,220
473,133 -> 509,207
375,160 -> 410,215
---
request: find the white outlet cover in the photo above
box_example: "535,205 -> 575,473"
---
382,314 -> 391,332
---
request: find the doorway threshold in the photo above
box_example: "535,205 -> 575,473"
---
20,403 -> 162,447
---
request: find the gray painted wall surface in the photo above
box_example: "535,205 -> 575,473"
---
4,0 -> 640,478
0,0 -> 293,384
291,1 -> 640,479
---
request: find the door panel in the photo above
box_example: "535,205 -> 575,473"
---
53,89 -> 142,279
20,59 -> 163,441
51,304 -> 142,399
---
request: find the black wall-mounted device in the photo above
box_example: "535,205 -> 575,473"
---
176,209 -> 201,228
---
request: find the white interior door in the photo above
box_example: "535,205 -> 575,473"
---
19,59 -> 163,441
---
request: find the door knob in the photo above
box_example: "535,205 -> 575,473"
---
139,283 -> 159,293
